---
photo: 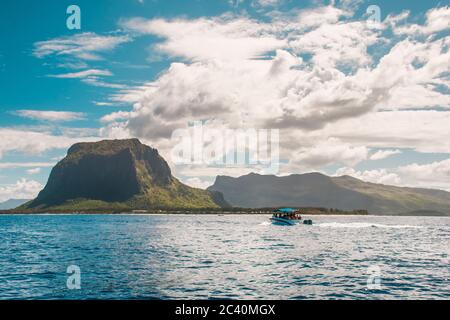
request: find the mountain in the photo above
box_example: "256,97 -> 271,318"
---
20,139 -> 228,212
0,199 -> 31,210
208,172 -> 450,215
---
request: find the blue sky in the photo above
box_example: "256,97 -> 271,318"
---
0,0 -> 449,200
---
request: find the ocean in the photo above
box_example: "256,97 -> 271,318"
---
0,214 -> 448,300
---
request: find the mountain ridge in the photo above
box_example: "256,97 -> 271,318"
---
208,172 -> 450,215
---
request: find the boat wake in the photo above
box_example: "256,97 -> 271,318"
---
315,222 -> 423,229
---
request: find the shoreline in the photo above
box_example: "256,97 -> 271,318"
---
1,213 -> 449,218
0,213 -> 370,216
1,211 -> 448,217
0,207 -> 369,215
2,208 -> 447,216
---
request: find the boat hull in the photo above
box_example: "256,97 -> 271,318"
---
270,217 -> 299,226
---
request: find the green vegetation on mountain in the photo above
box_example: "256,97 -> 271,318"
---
19,139 -> 229,212
208,172 -> 450,215
332,175 -> 450,215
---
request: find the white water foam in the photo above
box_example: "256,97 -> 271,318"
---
315,222 -> 423,229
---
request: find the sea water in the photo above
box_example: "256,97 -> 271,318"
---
0,214 -> 448,299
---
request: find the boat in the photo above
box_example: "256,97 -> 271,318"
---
270,208 -> 303,226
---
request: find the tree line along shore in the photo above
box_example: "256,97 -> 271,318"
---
0,207 -> 369,215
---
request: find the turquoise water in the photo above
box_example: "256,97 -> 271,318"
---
0,214 -> 448,300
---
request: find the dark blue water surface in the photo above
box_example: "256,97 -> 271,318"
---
0,214 -> 448,300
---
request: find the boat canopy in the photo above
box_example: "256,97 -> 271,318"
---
274,208 -> 297,213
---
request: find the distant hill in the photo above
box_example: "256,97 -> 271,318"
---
208,173 -> 450,215
0,199 -> 31,210
19,139 -> 228,212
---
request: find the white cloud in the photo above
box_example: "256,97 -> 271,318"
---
229,0 -> 245,8
175,165 -> 262,180
384,10 -> 410,29
26,168 -> 42,175
0,179 -> 43,202
292,138 -> 369,169
48,69 -> 112,79
394,6 -> 450,36
34,33 -> 130,90
336,158 -> 450,191
398,159 -> 450,190
290,21 -> 378,68
0,128 -> 100,159
335,167 -> 402,185
112,10 -> 388,140
100,111 -> 132,123
47,69 -> 128,89
296,5 -> 350,29
0,162 -> 54,169
102,5 -> 450,189
15,110 -> 86,122
81,77 -> 128,89
252,0 -> 283,8
369,149 -> 401,161
182,177 -> 212,190
321,110 -> 450,153
120,16 -> 286,61
33,32 -> 131,60
339,0 -> 364,11
56,61 -> 89,69
93,101 -> 117,107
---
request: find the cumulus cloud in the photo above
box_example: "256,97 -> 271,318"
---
14,110 -> 86,122
398,158 -> 450,190
120,16 -> 286,61
321,110 -> 450,153
113,7 -> 449,140
296,5 -> 351,29
102,5 -> 450,188
100,111 -> 133,123
334,167 -> 402,185
336,158 -> 450,191
0,179 -> 43,202
394,6 -> 450,36
292,138 -> 369,169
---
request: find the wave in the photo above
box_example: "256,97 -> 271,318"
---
315,222 -> 423,229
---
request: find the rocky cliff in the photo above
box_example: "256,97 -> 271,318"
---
21,139 -> 228,212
